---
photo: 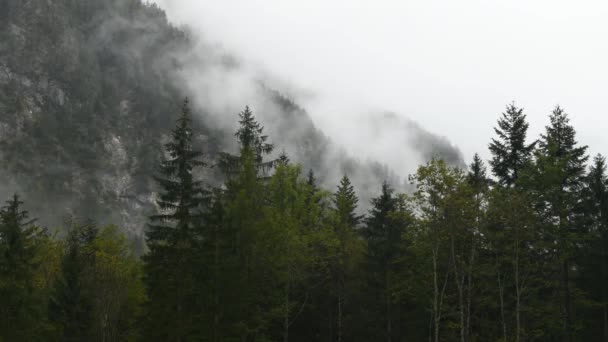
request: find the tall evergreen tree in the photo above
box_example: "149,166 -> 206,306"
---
0,194 -> 46,341
219,106 -> 276,176
143,98 -> 209,341
330,175 -> 364,342
489,103 -> 536,187
467,153 -> 490,193
334,176 -> 363,228
579,154 -> 608,341
362,181 -> 411,341
219,106 -> 278,341
531,105 -> 588,341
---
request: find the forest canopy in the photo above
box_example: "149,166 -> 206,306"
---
2,100 -> 608,342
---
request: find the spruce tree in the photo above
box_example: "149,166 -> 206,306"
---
219,106 -> 277,341
467,153 -> 490,193
579,154 -> 608,340
363,181 -> 410,341
143,98 -> 209,341
330,175 -> 364,342
334,175 -> 363,228
489,103 -> 536,187
532,106 -> 588,341
219,106 -> 276,176
0,194 -> 46,341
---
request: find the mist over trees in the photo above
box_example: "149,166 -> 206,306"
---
2,1 -> 608,342
2,99 -> 608,341
0,0 -> 463,236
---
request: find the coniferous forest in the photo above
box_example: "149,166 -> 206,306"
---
3,99 -> 608,342
2,1 -> 608,342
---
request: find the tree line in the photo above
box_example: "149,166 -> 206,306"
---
2,100 -> 608,341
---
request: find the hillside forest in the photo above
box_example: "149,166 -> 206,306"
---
3,99 -> 608,342
2,1 -> 608,342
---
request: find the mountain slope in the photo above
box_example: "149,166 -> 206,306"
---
0,0 -> 463,236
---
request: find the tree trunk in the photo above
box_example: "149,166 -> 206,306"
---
514,234 -> 521,342
497,261 -> 507,342
214,225 -> 220,342
386,269 -> 392,342
338,290 -> 343,342
433,249 -> 440,342
563,259 -> 573,342
284,282 -> 289,342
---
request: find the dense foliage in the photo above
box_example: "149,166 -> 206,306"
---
1,1 -> 607,341
2,100 -> 608,342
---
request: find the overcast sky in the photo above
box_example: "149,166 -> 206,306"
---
153,0 -> 608,163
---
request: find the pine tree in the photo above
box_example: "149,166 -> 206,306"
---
330,175 -> 364,342
219,106 -> 276,176
532,105 -> 588,341
579,154 -> 608,340
0,194 -> 46,341
219,106 -> 277,341
363,181 -> 411,341
334,175 -> 363,228
143,98 -> 209,341
489,103 -> 536,187
467,153 -> 490,193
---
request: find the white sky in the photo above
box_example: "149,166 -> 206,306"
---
153,0 -> 608,163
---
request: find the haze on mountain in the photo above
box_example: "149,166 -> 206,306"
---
154,0 -> 608,161
3,1 -> 608,342
0,0 -> 462,231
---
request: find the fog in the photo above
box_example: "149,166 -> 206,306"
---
153,0 -> 608,164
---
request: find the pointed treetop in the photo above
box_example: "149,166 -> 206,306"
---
235,106 -> 274,158
278,150 -> 290,165
488,102 -> 536,187
1,194 -> 36,228
467,153 -> 490,192
334,175 -> 363,227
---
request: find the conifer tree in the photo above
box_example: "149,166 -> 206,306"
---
334,176 -> 363,228
579,154 -> 608,340
363,181 -> 411,341
219,106 -> 276,175
467,153 -> 490,193
531,106 -> 588,341
220,106 -> 278,341
330,175 -> 364,342
0,194 -> 46,341
143,98 -> 209,341
489,103 -> 536,187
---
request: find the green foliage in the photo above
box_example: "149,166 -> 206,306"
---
143,98 -> 210,341
0,194 -> 48,341
47,222 -> 143,342
489,103 -> 536,187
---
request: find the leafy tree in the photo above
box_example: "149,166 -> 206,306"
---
48,221 -> 98,342
89,225 -> 145,342
409,158 -> 467,342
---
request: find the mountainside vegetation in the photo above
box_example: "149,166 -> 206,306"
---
0,0 -> 462,238
3,97 -> 608,341
2,1 -> 607,342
